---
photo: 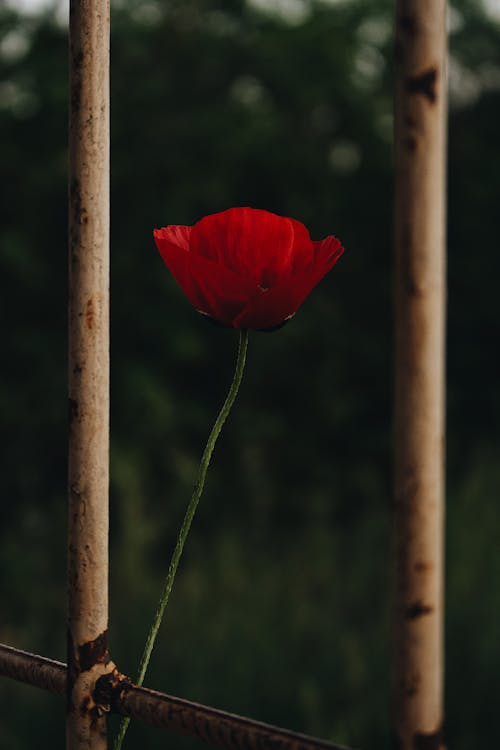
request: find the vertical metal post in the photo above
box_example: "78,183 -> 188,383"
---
392,2 -> 447,749
67,1 -> 112,747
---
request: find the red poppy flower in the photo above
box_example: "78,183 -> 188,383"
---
153,207 -> 344,330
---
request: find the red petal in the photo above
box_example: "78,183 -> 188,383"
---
233,235 -> 344,329
154,227 -> 256,325
154,225 -> 205,312
233,270 -> 321,329
154,224 -> 191,251
187,253 -> 258,325
313,235 -> 344,269
190,207 -> 299,288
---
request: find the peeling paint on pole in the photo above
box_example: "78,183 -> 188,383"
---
67,1 -> 114,747
392,2 -> 447,749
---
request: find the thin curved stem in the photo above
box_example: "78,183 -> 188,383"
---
114,328 -> 249,750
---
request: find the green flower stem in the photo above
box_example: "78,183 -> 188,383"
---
114,328 -> 249,750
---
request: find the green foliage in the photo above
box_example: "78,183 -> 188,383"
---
0,1 -> 499,748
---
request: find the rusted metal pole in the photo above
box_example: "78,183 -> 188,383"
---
68,1 -> 113,748
392,2 -> 447,749
0,644 -> 353,750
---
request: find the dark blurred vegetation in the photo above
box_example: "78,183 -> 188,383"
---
1,0 -> 499,747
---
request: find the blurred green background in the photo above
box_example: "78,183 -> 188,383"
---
1,0 -> 499,747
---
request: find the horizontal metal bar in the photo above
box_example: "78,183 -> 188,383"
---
0,643 -> 66,695
0,643 -> 354,750
95,669 -> 353,750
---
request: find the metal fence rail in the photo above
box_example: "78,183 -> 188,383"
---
0,643 -> 354,750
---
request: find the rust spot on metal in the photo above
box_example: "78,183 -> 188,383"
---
93,667 -> 132,710
406,601 -> 434,619
80,693 -> 107,727
415,725 -> 445,750
414,560 -> 433,574
86,297 -> 95,329
69,176 -> 89,242
78,629 -> 109,672
406,68 -> 438,103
